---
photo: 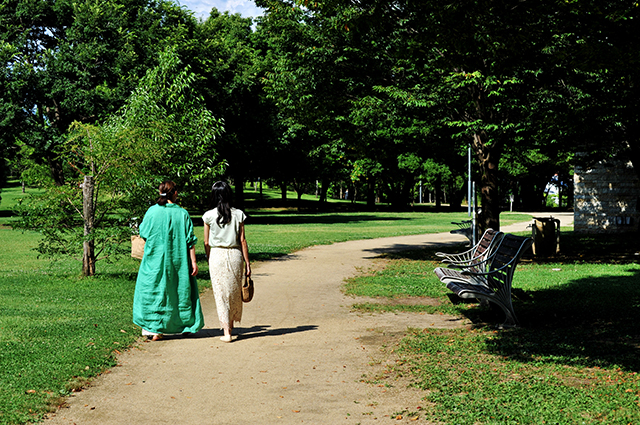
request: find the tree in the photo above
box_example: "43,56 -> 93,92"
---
551,2 -> 640,177
259,1 -> 418,208
0,0 -> 199,185
192,9 -> 276,209
14,48 -> 224,276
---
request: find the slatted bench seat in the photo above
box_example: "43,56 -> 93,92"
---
436,228 -> 503,273
434,233 -> 533,328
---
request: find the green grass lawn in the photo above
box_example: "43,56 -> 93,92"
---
0,182 -> 533,424
9,177 -> 637,424
345,236 -> 640,424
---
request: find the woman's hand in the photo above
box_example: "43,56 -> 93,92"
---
245,263 -> 251,278
188,246 -> 198,277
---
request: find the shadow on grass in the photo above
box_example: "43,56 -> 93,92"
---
245,213 -> 411,226
195,252 -> 289,267
464,269 -> 640,372
376,243 -> 640,371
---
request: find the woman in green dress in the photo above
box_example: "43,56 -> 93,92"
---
133,181 -> 204,340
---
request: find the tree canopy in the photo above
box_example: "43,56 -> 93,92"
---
3,0 -> 639,273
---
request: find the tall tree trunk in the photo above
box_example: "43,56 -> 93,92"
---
46,151 -> 65,186
319,178 -> 329,204
234,173 -> 245,211
625,122 -> 640,182
280,180 -> 287,201
82,175 -> 96,277
435,174 -> 442,210
292,179 -> 304,201
366,177 -> 375,209
472,133 -> 501,231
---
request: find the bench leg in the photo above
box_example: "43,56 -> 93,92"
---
474,294 -> 519,329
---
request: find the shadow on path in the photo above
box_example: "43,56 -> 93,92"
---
161,325 -> 319,341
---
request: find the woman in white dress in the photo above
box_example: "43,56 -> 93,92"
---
203,181 -> 251,342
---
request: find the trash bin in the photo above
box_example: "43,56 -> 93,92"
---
532,217 -> 561,256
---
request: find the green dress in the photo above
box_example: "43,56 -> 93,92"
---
133,203 -> 204,335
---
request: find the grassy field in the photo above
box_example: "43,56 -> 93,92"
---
345,235 -> 640,424
10,178 -> 637,424
0,182 -> 532,424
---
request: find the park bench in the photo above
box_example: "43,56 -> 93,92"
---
450,219 -> 474,245
436,228 -> 503,273
434,234 -> 533,328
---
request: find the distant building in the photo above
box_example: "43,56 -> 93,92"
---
574,159 -> 640,233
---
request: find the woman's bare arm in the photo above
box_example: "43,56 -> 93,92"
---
203,223 -> 211,261
240,223 -> 251,277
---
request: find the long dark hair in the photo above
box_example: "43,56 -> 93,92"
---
211,181 -> 233,226
157,181 -> 177,206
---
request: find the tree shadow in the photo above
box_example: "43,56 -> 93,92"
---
474,268 -> 640,372
363,243 -> 466,259
246,213 -> 411,226
191,213 -> 410,227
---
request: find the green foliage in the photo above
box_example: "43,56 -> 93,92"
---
193,8 -> 275,205
12,48 -> 224,274
0,0 -> 200,183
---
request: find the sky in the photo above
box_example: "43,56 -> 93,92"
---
175,0 -> 264,20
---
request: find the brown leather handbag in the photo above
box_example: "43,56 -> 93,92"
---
242,276 -> 254,302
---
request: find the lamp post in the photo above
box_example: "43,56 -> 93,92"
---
468,145 -> 472,217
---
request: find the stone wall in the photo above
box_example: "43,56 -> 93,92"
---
574,160 -> 640,233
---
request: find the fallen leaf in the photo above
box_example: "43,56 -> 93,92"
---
26,390 -> 36,394
120,329 -> 127,333
292,410 -> 300,413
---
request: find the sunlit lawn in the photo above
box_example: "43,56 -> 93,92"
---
0,182 -> 532,424
346,235 -> 640,424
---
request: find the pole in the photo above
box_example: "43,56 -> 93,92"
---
472,181 -> 477,246
468,145 -> 472,217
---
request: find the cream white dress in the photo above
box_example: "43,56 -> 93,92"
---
202,208 -> 246,330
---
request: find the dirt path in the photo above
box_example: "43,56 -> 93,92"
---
45,213 -> 572,425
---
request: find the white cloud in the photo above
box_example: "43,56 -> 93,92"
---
176,0 -> 264,19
